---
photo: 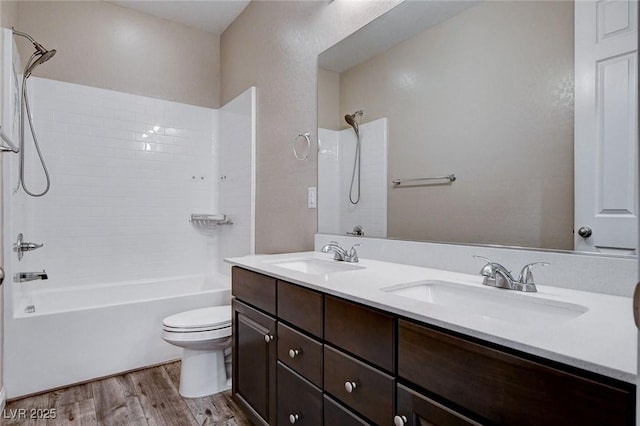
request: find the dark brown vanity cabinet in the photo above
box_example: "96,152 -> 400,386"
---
232,267 -> 635,426
398,320 -> 635,426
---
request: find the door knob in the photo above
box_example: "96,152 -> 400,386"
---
577,226 -> 592,238
634,282 -> 640,329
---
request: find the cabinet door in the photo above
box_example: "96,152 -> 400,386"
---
233,299 -> 277,426
395,384 -> 481,426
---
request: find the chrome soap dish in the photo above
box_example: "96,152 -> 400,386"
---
189,214 -> 233,226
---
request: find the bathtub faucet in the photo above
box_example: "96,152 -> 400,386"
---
14,270 -> 48,283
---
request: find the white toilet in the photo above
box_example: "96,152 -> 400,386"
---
162,305 -> 232,398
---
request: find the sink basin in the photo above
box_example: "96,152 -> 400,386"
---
265,257 -> 364,275
382,281 -> 588,326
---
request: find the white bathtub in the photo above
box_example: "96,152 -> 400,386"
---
4,274 -> 231,398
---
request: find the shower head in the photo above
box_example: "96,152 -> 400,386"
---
24,49 -> 57,77
12,28 -> 56,77
345,110 -> 363,136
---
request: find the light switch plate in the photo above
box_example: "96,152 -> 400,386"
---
308,187 -> 317,209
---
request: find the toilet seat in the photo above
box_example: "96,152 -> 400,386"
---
163,306 -> 231,333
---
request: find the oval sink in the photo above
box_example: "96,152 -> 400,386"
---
382,280 -> 588,326
264,257 -> 364,275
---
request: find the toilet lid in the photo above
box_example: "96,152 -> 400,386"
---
163,306 -> 231,330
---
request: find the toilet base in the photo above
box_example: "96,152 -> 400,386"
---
179,347 -> 230,398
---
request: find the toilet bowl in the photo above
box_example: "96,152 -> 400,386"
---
162,305 -> 232,398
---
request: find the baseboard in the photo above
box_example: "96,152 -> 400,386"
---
0,386 -> 6,413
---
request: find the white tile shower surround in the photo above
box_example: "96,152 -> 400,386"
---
318,118 -> 387,238
11,77 -> 221,292
217,87 -> 256,275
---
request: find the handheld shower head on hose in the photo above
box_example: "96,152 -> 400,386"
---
12,27 -> 57,197
344,110 -> 363,136
344,110 -> 364,204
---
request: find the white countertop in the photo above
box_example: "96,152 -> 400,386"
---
226,251 -> 637,384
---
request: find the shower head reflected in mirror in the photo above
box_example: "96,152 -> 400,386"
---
344,110 -> 363,136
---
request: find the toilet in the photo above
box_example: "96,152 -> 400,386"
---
161,305 -> 232,398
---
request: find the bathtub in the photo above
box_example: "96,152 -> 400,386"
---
4,274 -> 231,398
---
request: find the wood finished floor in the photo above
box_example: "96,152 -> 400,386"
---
2,362 -> 251,426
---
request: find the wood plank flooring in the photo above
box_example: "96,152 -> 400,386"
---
2,362 -> 251,426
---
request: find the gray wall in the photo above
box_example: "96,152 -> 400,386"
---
337,1 -> 575,249
14,1 -> 220,108
221,0 -> 399,253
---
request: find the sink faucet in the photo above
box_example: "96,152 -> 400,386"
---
473,256 -> 548,292
14,270 -> 48,283
321,241 -> 361,263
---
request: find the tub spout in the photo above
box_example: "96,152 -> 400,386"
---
14,270 -> 48,283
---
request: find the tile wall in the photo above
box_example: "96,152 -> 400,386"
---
9,77 -> 219,290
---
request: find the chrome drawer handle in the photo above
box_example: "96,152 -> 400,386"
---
344,381 -> 357,393
289,414 -> 301,424
264,334 -> 274,343
394,415 -> 408,426
288,348 -> 301,358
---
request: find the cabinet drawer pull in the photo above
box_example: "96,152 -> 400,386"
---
264,334 -> 274,343
289,413 -> 301,424
394,415 -> 408,426
289,348 -> 302,358
344,381 -> 357,393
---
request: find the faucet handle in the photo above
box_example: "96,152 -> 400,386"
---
518,262 -> 549,284
347,244 -> 362,262
473,255 -> 495,277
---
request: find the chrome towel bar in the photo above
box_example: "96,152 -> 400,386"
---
392,174 -> 456,186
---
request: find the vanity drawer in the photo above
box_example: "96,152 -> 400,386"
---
232,267 -> 276,315
277,362 -> 322,426
324,345 -> 395,425
277,322 -> 323,388
323,395 -> 370,426
396,383 -> 481,426
398,320 -> 634,426
324,296 -> 395,372
277,280 -> 323,338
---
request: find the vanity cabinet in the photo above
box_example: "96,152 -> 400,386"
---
231,266 -> 635,426
398,319 -> 634,425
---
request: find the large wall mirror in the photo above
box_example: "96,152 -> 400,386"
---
317,0 -> 637,255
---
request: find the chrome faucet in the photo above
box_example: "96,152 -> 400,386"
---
14,270 -> 48,283
473,256 -> 548,292
321,241 -> 361,263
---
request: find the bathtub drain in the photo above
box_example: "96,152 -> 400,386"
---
25,305 -> 36,314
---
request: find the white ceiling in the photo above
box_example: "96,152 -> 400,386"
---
111,0 -> 251,35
